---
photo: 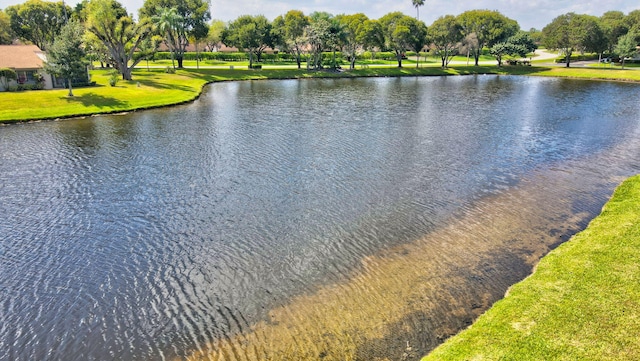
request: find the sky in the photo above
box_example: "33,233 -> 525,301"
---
1,0 -> 638,30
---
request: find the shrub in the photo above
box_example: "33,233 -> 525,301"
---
0,67 -> 17,90
164,66 -> 176,74
108,70 -> 119,86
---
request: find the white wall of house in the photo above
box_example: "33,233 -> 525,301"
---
0,69 -> 54,91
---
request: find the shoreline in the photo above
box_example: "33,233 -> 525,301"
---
2,65 -> 640,125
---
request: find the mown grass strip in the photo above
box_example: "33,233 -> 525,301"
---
423,174 -> 640,361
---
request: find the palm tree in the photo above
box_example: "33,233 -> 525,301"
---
152,7 -> 183,69
412,0 -> 425,20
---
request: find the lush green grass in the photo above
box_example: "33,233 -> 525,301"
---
0,69 -> 206,123
2,64 -> 640,123
423,174 -> 640,361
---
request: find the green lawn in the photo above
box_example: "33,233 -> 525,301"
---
423,174 -> 640,361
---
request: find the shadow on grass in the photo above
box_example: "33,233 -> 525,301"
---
135,77 -> 197,92
62,92 -> 129,108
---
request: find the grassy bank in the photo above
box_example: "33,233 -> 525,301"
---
423,174 -> 640,361
2,65 -> 640,123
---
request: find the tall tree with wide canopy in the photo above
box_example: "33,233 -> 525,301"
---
338,13 -> 369,70
428,15 -> 463,68
44,20 -> 87,96
600,11 -> 629,55
457,9 -> 519,66
222,15 -> 273,68
358,19 -> 385,60
272,10 -> 309,69
542,13 -> 604,67
5,0 -> 72,50
139,0 -> 211,68
85,0 -> 151,80
406,17 -> 428,68
379,12 -> 427,68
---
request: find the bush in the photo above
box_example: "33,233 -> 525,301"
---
108,70 -> 119,86
164,66 -> 176,74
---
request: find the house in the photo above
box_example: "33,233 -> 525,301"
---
0,44 -> 54,91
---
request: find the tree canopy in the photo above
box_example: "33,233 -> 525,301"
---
0,10 -> 15,44
272,10 -> 309,69
222,15 -> 273,68
5,0 -> 71,50
139,0 -> 211,68
44,20 -> 87,96
428,15 -> 463,68
85,0 -> 151,80
458,9 -> 519,66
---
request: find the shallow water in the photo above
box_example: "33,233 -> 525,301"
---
1,76 -> 639,360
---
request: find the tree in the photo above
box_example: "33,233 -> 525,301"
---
428,15 -> 463,68
44,20 -> 87,96
139,0 -> 211,68
379,12 -> 427,68
542,13 -> 604,67
307,12 -> 345,70
600,11 -> 629,55
574,15 -> 606,56
412,0 -> 425,20
615,32 -> 638,69
222,15 -> 273,68
135,34 -> 162,70
0,68 -> 17,90
85,0 -> 151,80
5,0 -> 72,50
527,28 -> 543,44
457,9 -> 519,66
152,7 -> 184,69
338,13 -> 369,70
625,10 -> 640,33
489,32 -> 536,66
406,17 -> 428,68
205,19 -> 225,51
0,10 -> 15,44
358,19 -> 385,61
272,10 -> 309,69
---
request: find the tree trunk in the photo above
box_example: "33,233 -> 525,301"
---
67,78 -> 74,97
474,49 -> 480,66
396,51 -> 402,68
196,42 -> 200,70
177,56 -> 184,69
249,51 -> 253,68
123,67 -> 132,81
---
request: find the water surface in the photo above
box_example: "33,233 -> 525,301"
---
1,76 -> 639,360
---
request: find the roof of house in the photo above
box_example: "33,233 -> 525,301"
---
0,45 -> 46,70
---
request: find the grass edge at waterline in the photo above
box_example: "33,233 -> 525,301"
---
2,65 -> 640,124
422,174 -> 640,361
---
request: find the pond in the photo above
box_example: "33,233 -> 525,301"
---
1,76 -> 639,360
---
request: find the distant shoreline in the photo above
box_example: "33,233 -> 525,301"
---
2,65 -> 640,124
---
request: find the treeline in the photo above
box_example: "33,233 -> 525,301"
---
1,0 -> 640,82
